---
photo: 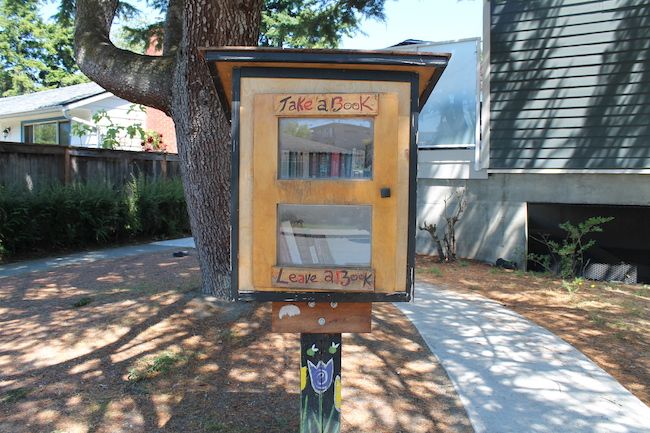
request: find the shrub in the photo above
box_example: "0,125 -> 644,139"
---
0,178 -> 189,261
528,216 -> 614,280
128,177 -> 190,238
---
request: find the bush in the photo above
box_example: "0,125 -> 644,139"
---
528,216 -> 614,280
0,178 -> 189,261
128,177 -> 190,238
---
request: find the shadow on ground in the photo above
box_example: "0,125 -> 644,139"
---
0,252 -> 472,433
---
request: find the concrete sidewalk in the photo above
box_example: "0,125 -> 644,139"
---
0,237 -> 196,278
398,283 -> 650,433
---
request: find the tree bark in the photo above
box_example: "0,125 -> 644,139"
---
75,0 -> 262,298
75,0 -> 174,113
172,0 -> 262,297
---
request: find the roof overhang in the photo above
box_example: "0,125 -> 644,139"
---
200,47 -> 450,115
0,91 -> 111,120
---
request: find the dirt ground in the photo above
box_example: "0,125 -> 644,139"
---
416,255 -> 650,406
0,251 -> 473,433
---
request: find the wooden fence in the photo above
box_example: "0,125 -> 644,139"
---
0,141 -> 182,189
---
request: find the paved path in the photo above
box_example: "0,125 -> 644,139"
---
398,283 -> 650,433
0,237 -> 196,278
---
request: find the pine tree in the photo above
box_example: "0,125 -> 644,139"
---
0,0 -> 87,96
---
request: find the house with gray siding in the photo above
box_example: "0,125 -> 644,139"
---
416,0 -> 650,282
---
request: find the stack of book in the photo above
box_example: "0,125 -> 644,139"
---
279,150 -> 367,179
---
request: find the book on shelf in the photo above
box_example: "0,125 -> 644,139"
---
330,152 -> 340,177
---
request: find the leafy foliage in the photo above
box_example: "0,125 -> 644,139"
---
260,0 -> 386,48
118,0 -> 388,51
528,216 -> 614,279
69,104 -> 148,149
0,178 -> 190,261
0,0 -> 87,96
1,0 -> 387,95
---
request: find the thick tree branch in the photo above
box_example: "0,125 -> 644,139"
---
74,0 -> 174,114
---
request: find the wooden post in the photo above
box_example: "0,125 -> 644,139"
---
300,333 -> 341,433
63,146 -> 71,185
161,153 -> 168,179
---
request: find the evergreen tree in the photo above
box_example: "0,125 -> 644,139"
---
260,0 -> 386,48
0,0 -> 87,96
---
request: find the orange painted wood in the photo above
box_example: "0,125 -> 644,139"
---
272,302 -> 372,333
271,267 -> 375,291
252,93 -> 405,293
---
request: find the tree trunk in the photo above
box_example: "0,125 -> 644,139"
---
75,0 -> 262,298
171,0 -> 261,297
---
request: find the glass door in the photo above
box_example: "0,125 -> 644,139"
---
252,93 -> 402,293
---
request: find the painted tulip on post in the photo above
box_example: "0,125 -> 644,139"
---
307,359 -> 334,394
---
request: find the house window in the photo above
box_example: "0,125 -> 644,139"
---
23,120 -> 71,145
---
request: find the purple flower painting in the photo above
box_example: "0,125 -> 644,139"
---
307,359 -> 334,394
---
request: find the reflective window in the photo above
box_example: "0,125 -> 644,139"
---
278,118 -> 373,179
277,204 -> 371,267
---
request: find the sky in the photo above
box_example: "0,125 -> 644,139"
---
41,0 -> 483,49
341,0 -> 483,50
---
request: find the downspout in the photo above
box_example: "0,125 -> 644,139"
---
62,108 -> 99,147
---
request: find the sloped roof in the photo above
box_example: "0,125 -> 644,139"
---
0,82 -> 107,117
389,39 -> 430,47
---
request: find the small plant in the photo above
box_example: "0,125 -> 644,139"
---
528,216 -> 614,279
127,350 -> 190,382
70,122 -> 95,146
1,387 -> 31,404
418,188 -> 467,262
588,311 -> 607,327
71,297 -> 93,308
428,266 -> 442,277
562,277 -> 584,294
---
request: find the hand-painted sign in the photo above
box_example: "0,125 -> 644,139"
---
271,267 -> 375,291
274,93 -> 379,115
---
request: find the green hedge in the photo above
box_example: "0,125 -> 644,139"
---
0,178 -> 190,261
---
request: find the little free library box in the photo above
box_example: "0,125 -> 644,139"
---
201,47 -> 450,305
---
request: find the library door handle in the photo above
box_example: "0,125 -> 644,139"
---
380,187 -> 391,198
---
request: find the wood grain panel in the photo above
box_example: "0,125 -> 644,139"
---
252,93 -> 402,293
238,78 -> 412,294
272,302 -> 372,333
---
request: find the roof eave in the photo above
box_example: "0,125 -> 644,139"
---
0,106 -> 65,120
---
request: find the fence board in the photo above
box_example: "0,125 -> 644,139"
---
0,141 -> 181,189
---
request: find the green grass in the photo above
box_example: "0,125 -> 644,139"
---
633,286 -> 650,298
588,311 -> 607,327
489,267 -> 502,275
458,260 -> 469,268
1,387 -> 31,404
202,420 -> 249,433
127,350 -> 190,382
562,278 -> 585,294
71,297 -> 93,308
427,266 -> 443,277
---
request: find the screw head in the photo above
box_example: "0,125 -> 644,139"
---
318,318 -> 326,326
